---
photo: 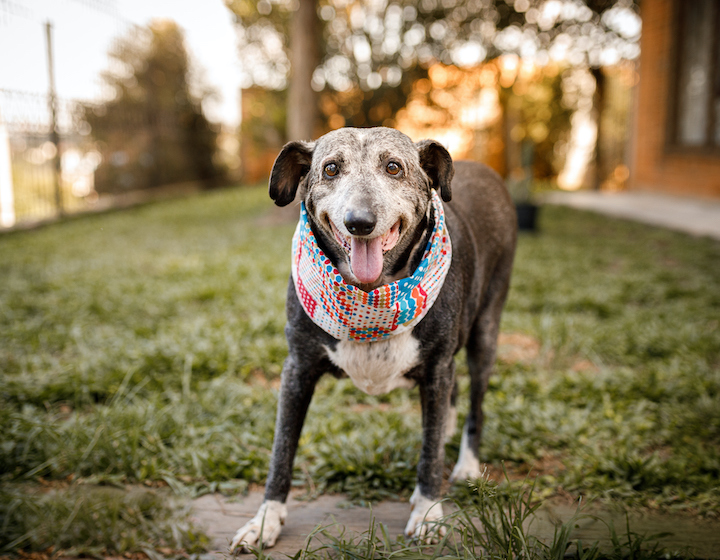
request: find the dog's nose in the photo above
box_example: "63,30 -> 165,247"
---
344,209 -> 377,236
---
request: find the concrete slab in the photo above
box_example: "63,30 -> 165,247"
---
543,190 -> 720,240
192,491 -> 410,559
192,491 -> 720,559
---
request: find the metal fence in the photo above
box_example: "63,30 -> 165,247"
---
0,88 -> 89,227
0,84 -> 227,230
0,10 -> 226,230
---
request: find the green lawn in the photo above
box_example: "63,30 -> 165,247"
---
1,185 -> 718,557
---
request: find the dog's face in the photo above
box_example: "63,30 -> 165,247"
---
269,127 -> 453,288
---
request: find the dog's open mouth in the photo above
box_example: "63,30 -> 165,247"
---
329,220 -> 401,284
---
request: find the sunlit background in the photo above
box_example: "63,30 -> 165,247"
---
0,0 -> 718,230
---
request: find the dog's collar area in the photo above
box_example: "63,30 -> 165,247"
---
389,208 -> 434,279
291,190 -> 452,343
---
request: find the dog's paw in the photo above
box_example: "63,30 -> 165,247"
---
404,488 -> 446,543
449,429 -> 482,483
449,454 -> 482,482
230,500 -> 287,553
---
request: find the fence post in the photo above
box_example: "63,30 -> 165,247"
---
0,107 -> 16,228
46,21 -> 63,217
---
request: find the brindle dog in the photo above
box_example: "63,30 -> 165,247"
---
231,127 -> 517,551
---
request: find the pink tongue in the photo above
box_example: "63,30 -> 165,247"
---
350,236 -> 384,284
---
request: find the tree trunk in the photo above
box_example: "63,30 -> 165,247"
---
287,0 -> 320,142
591,66 -> 606,191
499,88 -> 520,180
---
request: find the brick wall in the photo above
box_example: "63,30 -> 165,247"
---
631,0 -> 720,199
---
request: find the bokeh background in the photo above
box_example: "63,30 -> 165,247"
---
2,0 -> 717,229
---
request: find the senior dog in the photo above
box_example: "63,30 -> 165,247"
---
231,127 -> 516,551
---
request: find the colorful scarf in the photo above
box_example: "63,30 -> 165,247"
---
291,190 -> 452,343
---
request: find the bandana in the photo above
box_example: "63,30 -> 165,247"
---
291,190 -> 452,343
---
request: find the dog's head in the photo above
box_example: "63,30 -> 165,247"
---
269,127 -> 453,289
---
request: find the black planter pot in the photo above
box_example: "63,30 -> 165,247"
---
515,202 -> 539,231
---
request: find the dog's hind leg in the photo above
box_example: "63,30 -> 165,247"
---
450,262 -> 512,482
230,357 -> 321,553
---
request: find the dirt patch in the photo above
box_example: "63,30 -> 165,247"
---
497,333 -> 541,364
248,370 -> 281,390
570,359 -> 600,373
4,549 -> 152,560
479,456 -> 567,484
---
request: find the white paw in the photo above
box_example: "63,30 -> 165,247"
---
230,500 -> 287,553
404,487 -> 446,543
450,455 -> 482,482
449,428 -> 482,482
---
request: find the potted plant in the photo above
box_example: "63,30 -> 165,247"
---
511,183 -> 539,231
508,140 -> 539,232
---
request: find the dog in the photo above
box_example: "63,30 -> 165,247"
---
231,127 -> 516,551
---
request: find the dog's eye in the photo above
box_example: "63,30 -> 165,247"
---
386,161 -> 401,176
324,163 -> 339,177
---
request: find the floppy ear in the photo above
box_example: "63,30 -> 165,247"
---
269,141 -> 315,206
416,140 -> 454,202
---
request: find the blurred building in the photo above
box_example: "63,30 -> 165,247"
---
631,0 -> 720,199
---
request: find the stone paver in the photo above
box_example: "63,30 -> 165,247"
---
192,491 -> 409,559
544,190 -> 720,240
193,491 -> 720,559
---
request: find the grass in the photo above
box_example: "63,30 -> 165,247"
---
0,485 -> 208,557
0,184 -> 718,557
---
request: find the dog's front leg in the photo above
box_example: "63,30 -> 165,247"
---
405,358 -> 455,542
231,356 -> 320,553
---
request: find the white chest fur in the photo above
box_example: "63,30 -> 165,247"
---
325,330 -> 420,396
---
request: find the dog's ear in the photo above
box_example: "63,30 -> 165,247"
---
269,141 -> 315,207
416,140 -> 454,202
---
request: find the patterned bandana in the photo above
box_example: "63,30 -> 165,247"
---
291,190 -> 452,343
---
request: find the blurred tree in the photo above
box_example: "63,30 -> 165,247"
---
226,0 -> 639,128
240,87 -> 287,181
288,0 -> 321,140
501,65 -> 571,179
82,20 -> 224,194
